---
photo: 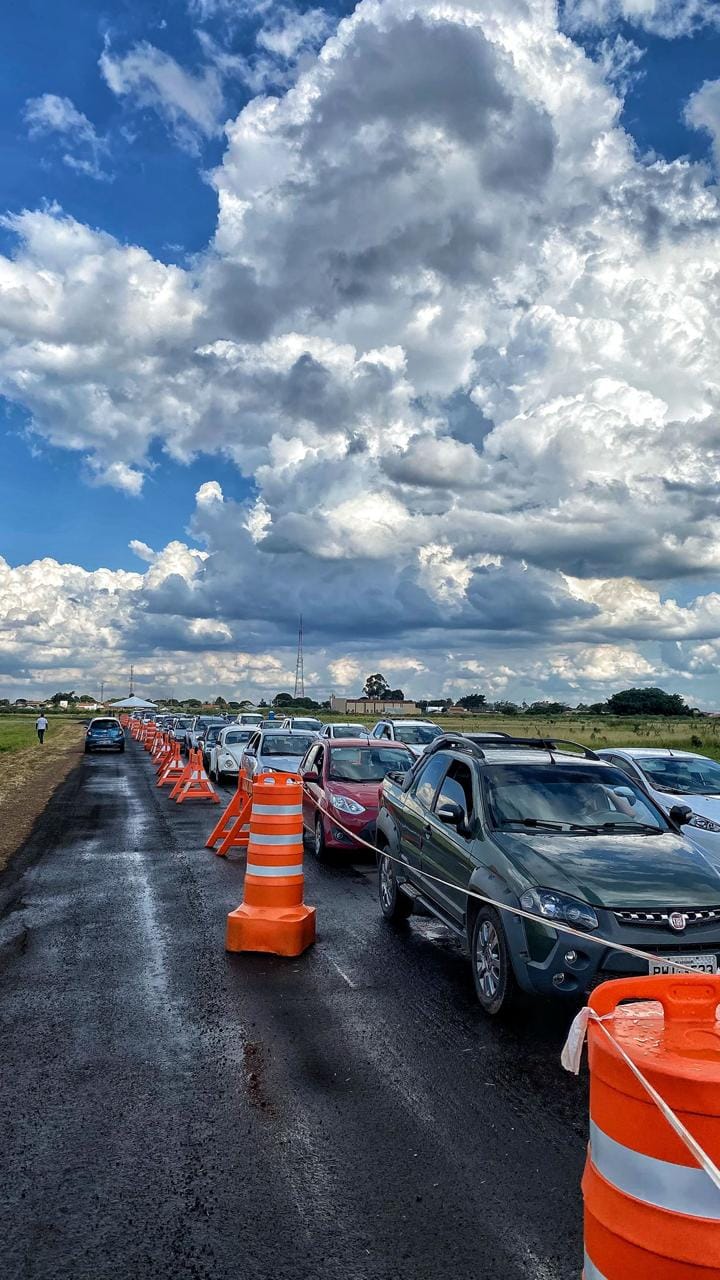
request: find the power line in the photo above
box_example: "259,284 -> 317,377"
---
293,616 -> 305,699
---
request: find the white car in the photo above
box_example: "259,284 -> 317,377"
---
280,716 -> 323,735
240,728 -> 319,777
320,722 -> 368,739
235,712 -> 263,727
597,747 -> 720,862
208,725 -> 255,782
368,718 -> 444,757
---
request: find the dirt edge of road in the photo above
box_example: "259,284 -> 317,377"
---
0,723 -> 85,883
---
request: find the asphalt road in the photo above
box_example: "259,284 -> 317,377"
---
0,737 -> 588,1280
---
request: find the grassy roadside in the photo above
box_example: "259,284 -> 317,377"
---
0,718 -> 85,873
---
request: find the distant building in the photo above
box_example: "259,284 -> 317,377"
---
330,696 -> 420,716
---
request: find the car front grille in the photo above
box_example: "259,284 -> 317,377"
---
613,906 -> 720,928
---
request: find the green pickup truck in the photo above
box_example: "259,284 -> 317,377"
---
375,734 -> 720,1014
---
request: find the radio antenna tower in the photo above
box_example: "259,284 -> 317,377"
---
293,616 -> 305,699
129,664 -> 135,696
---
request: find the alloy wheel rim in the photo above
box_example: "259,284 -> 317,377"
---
379,855 -> 394,909
475,920 -> 501,1000
315,821 -> 323,855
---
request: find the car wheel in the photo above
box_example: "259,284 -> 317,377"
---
378,849 -> 412,922
313,816 -> 332,862
470,907 -> 519,1017
118,743 -> 125,753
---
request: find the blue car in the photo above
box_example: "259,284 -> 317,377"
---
84,717 -> 125,754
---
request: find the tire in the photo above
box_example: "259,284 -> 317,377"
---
84,745 -> 91,754
470,907 -> 520,1017
313,815 -> 333,863
378,848 -> 412,922
118,743 -> 125,753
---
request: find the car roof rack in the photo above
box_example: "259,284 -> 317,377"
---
421,733 -> 600,763
482,736 -> 600,760
422,734 -> 489,760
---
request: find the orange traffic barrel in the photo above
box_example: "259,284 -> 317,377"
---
226,772 -> 315,957
584,975 -> 720,1279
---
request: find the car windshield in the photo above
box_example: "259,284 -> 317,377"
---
292,719 -> 322,731
638,755 -> 720,796
174,719 -> 193,729
261,734 -> 315,756
328,746 -> 412,782
337,725 -> 365,737
393,725 -> 442,744
224,730 -> 251,744
484,763 -> 666,834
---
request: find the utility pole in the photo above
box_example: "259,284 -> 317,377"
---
129,665 -> 135,696
293,616 -> 305,700
100,680 -> 104,704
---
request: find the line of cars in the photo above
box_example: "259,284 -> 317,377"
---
220,717 -> 720,1018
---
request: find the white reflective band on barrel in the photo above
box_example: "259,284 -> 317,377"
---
583,1253 -> 608,1280
246,863 -> 304,877
250,832 -> 303,845
252,803 -> 303,816
590,1121 -> 720,1219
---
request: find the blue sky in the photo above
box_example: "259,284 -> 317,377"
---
2,0 -> 717,573
3,0 -> 720,703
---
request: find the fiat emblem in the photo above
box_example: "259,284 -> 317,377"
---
668,911 -> 686,932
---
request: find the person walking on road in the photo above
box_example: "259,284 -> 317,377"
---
36,713 -> 49,745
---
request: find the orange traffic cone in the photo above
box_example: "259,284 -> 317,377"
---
583,975 -> 720,1279
226,773 -> 315,957
157,743 -> 184,788
173,748 -> 220,805
206,769 -> 252,857
144,723 -> 158,751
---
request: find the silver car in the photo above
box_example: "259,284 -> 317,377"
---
240,728 -> 319,777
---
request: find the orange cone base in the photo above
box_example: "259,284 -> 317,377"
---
225,903 -> 316,957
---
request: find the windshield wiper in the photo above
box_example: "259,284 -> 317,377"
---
496,818 -> 571,831
578,821 -> 662,834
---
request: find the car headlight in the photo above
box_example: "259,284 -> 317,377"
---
330,794 -> 365,815
520,888 -> 599,932
688,813 -> 720,832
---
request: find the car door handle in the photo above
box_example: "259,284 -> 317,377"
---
423,823 -> 432,838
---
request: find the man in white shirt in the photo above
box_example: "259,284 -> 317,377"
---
35,714 -> 49,744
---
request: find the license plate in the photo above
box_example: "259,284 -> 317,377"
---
649,953 -> 718,975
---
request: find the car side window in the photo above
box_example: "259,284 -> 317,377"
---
372,725 -> 382,738
410,753 -> 451,810
314,746 -> 324,775
302,745 -> 318,773
608,754 -> 638,780
434,761 -> 474,828
247,734 -> 259,754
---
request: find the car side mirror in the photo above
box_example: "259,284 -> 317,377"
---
670,804 -> 693,826
437,801 -> 465,827
303,770 -> 319,783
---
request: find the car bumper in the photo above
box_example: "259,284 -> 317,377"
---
511,916 -> 720,998
324,817 -> 377,849
87,740 -> 124,750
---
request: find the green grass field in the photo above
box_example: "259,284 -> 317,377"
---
0,715 -> 81,753
343,713 -> 720,761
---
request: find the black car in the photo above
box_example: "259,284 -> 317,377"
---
85,717 -> 125,754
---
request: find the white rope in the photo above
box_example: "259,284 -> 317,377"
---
302,787 -> 720,1197
303,788 -> 706,976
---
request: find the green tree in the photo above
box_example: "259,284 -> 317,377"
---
213,696 -> 227,708
493,700 -> 519,715
273,692 -> 294,707
527,701 -> 570,715
457,693 -> 487,711
228,701 -> 240,710
363,673 -> 390,699
606,687 -> 689,717
49,690 -> 77,705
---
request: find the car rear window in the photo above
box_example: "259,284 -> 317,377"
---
91,719 -> 120,729
224,730 -> 251,744
262,735 -> 315,756
329,746 -> 412,781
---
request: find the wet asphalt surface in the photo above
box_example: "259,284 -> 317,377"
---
0,738 -> 588,1280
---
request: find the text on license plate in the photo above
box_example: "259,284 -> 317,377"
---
648,953 -> 718,975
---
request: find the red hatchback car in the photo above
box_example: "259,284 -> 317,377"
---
300,738 -> 414,860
